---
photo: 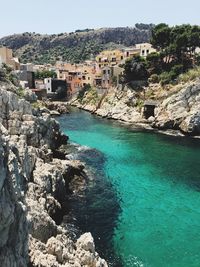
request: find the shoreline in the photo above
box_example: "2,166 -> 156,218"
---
69,104 -> 200,139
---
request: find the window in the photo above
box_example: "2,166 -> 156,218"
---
82,76 -> 86,80
88,77 -> 90,80
147,50 -> 149,54
142,50 -> 145,55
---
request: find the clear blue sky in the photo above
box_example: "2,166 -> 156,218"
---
1,0 -> 200,37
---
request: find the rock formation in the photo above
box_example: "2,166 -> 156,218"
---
73,85 -> 145,124
0,82 -> 107,267
154,79 -> 200,135
72,79 -> 200,136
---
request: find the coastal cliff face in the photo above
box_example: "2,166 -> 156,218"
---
72,79 -> 200,136
154,80 -> 200,135
0,82 -> 107,267
73,86 -> 145,124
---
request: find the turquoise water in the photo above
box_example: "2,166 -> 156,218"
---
58,109 -> 200,267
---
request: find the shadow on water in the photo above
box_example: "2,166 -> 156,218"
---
58,110 -> 200,267
68,148 -> 123,267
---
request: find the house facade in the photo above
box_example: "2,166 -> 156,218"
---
135,43 -> 157,58
96,50 -> 124,69
0,47 -> 20,70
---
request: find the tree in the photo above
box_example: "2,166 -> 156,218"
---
150,24 -> 200,81
146,52 -> 162,75
123,56 -> 148,83
77,84 -> 91,100
151,23 -> 171,50
35,70 -> 57,79
56,87 -> 67,99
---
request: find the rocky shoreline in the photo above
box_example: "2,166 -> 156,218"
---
71,79 -> 200,138
0,82 -> 107,267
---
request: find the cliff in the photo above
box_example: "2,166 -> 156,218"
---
71,79 -> 200,136
154,80 -> 200,135
0,25 -> 153,64
0,81 -> 107,266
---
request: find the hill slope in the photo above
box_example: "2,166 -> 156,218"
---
0,25 -> 153,64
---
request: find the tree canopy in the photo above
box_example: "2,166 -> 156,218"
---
151,24 -> 200,71
35,70 -> 57,79
123,56 -> 148,83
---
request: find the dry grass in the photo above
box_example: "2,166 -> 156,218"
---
178,67 -> 200,83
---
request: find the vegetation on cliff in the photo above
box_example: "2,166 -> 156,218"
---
0,25 -> 153,64
123,24 -> 200,86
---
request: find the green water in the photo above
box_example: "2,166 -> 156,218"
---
59,110 -> 200,267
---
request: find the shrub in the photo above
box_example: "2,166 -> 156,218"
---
148,74 -> 159,83
171,64 -> 184,77
77,84 -> 91,100
17,87 -> 25,98
159,72 -> 173,86
178,67 -> 200,83
0,69 -> 6,81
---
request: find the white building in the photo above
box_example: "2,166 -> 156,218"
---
135,43 -> 157,57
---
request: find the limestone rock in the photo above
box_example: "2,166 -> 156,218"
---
0,82 -> 108,267
154,79 -> 200,135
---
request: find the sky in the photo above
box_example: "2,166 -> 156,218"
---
0,0 -> 200,37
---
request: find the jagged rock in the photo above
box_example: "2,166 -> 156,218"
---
0,82 -> 108,266
154,79 -> 200,135
24,89 -> 38,103
72,86 -> 145,124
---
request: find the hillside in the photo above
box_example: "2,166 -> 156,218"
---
0,24 -> 153,64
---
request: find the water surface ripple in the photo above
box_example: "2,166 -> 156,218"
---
58,109 -> 200,267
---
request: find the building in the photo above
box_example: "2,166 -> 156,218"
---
135,43 -> 156,58
33,64 -> 55,72
101,67 -> 112,88
44,78 -> 68,98
56,62 -> 97,96
96,50 -> 124,68
35,79 -> 46,90
17,63 -> 35,88
14,63 -> 35,89
122,47 -> 141,60
20,63 -> 34,72
0,47 -> 20,70
143,100 -> 158,119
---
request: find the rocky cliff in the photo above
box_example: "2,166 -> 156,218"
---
153,80 -> 200,135
72,86 -> 145,124
0,81 -> 107,267
72,79 -> 200,136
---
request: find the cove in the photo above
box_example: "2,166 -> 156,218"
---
58,109 -> 200,267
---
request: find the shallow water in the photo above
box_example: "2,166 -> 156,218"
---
58,109 -> 200,267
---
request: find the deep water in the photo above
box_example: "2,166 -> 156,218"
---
58,109 -> 200,267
